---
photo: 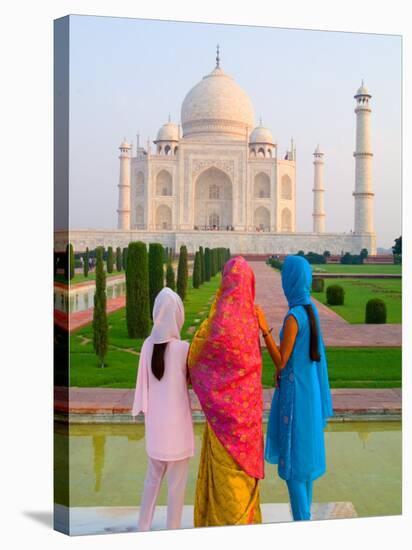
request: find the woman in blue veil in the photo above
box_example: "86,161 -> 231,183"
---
256,255 -> 333,521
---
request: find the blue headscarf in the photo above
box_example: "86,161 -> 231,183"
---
281,255 -> 312,308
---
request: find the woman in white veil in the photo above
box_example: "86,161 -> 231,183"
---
132,287 -> 194,531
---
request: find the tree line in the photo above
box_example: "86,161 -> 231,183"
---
90,243 -> 230,367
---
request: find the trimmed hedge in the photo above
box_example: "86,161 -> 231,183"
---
268,257 -> 283,271
312,278 -> 325,293
83,247 -> 89,277
148,243 -> 165,313
365,298 -> 387,324
199,246 -> 205,284
66,243 -> 75,280
192,251 -> 201,289
126,241 -> 150,338
326,284 -> 345,305
177,245 -> 188,301
122,247 -> 128,271
116,247 -> 122,272
204,247 -> 211,281
92,247 -> 108,367
166,262 -> 176,291
107,246 -> 114,273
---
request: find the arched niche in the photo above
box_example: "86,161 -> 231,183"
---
281,207 -> 292,232
281,175 -> 292,200
156,170 -> 172,196
254,172 -> 271,198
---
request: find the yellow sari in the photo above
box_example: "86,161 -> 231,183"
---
194,422 -> 262,527
188,257 -> 264,527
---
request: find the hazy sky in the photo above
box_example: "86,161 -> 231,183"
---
69,15 -> 401,248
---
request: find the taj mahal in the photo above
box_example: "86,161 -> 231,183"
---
62,47 -> 377,255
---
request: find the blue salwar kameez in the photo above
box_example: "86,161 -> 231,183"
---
265,256 -> 333,520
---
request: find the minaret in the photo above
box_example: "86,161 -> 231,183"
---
353,81 -> 374,234
117,139 -> 131,230
312,145 -> 325,233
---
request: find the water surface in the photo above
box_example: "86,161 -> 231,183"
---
54,421 -> 401,518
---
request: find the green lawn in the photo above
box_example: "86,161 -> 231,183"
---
68,269 -> 401,389
69,299 -> 401,390
312,264 -> 401,274
262,347 -> 401,389
314,278 -> 402,324
69,274 -> 221,387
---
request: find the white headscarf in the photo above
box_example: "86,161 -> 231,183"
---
150,287 -> 184,343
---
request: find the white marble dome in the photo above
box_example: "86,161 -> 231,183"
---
155,122 -> 179,142
181,66 -> 255,140
249,125 -> 275,145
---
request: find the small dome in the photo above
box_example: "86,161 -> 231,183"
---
355,81 -> 371,97
249,125 -> 275,145
155,122 -> 179,142
119,139 -> 131,149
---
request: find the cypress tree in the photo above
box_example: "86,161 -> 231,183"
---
65,243 -> 75,281
126,241 -> 150,338
192,251 -> 201,289
92,247 -> 108,367
220,248 -> 225,270
217,248 -> 222,271
149,243 -> 165,313
107,246 -> 114,273
116,246 -> 122,272
83,247 -> 89,278
176,245 -> 188,301
204,247 -> 211,282
166,262 -> 176,291
211,248 -> 217,277
199,246 -> 205,284
122,247 -> 128,271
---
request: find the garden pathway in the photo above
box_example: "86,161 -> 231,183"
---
250,261 -> 402,347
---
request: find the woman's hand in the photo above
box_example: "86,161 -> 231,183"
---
255,304 -> 270,334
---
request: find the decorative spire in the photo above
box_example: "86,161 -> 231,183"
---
168,113 -> 171,123
259,115 -> 262,126
216,43 -> 220,68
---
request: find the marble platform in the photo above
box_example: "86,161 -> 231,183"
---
54,502 -> 357,536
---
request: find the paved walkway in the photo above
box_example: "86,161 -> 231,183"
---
54,296 -> 125,332
251,261 -> 402,347
54,387 -> 401,419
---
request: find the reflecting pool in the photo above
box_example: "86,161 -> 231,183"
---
54,279 -> 126,314
54,421 -> 401,518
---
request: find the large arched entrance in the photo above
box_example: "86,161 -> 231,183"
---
194,167 -> 233,229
